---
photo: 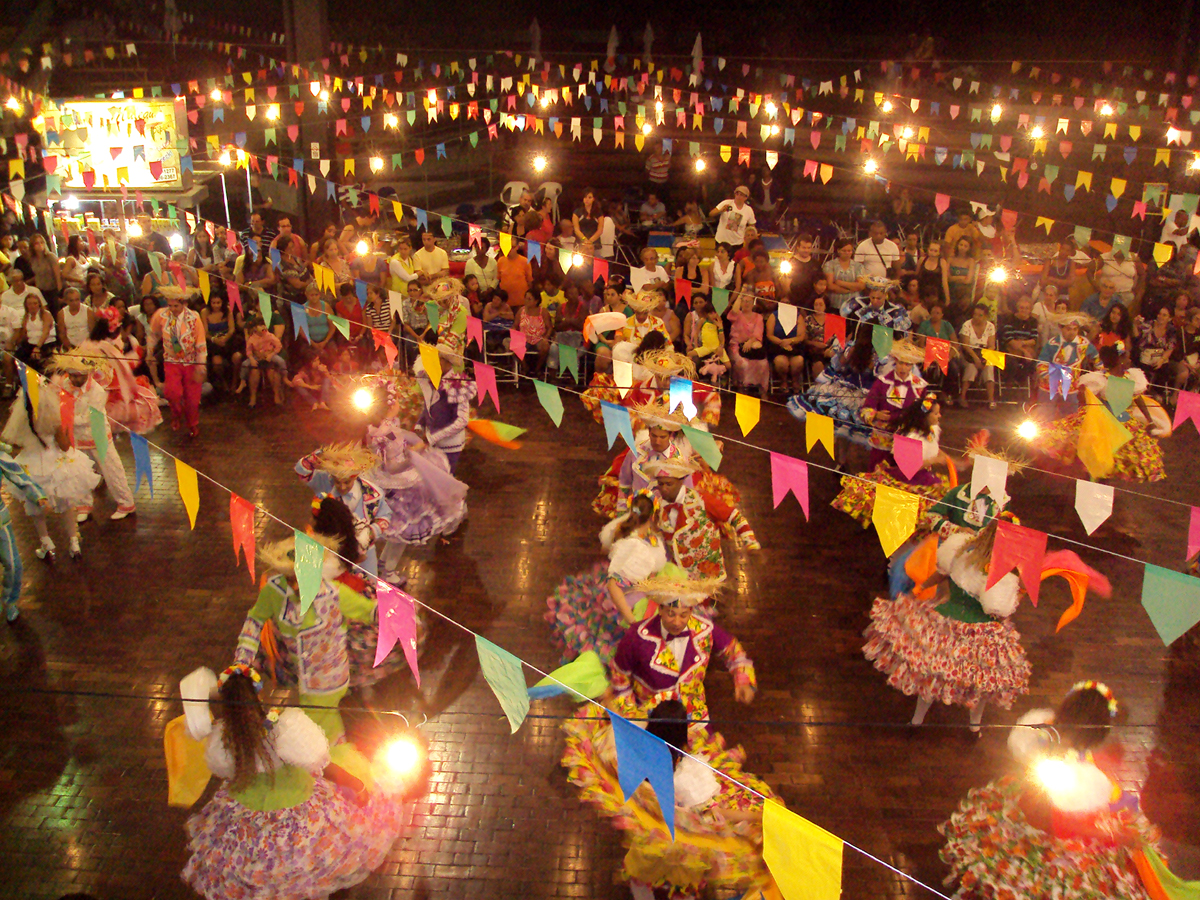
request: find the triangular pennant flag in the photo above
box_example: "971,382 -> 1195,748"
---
558,343 -> 580,382
293,530 -> 324,615
130,432 -> 153,497
1141,565 -> 1200,645
668,376 -> 697,418
600,400 -> 637,449
970,453 -> 1009,504
1191,507 -> 1200,561
681,425 -> 721,470
1173,390 -> 1200,435
375,582 -> 420,685
770,452 -> 809,519
805,412 -> 834,458
1104,375 -> 1135,415
734,392 -> 759,435
175,459 -> 199,529
89,407 -> 108,464
475,635 -> 529,732
871,324 -> 894,359
872,484 -> 919,556
472,361 -> 500,413
987,520 -> 1048,606
1074,481 -> 1113,535
230,493 -> 256,583
509,329 -> 527,360
610,711 -> 676,839
418,342 -> 442,388
764,801 -> 844,900
533,380 -> 564,426
892,435 -> 925,480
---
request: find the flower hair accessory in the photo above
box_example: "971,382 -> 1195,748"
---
218,664 -> 263,692
998,510 -> 1021,526
1067,680 -> 1118,718
920,393 -> 936,412
631,487 -> 661,515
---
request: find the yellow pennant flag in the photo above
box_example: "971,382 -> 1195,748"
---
1153,242 -> 1174,266
635,134 -> 645,151
419,342 -> 442,388
1104,122 -> 1118,139
9,159 -> 25,180
734,393 -> 760,436
498,231 -> 512,256
1036,216 -> 1054,234
25,368 -> 39,421
1129,125 -> 1141,141
981,348 -> 1006,369
392,200 -> 403,222
720,145 -> 732,162
871,484 -> 920,556
344,158 -> 356,177
763,801 -> 844,900
198,270 -> 210,302
1075,171 -> 1092,191
805,412 -> 834,459
1155,148 -> 1171,167
1110,178 -> 1126,198
820,164 -> 834,184
175,459 -> 200,529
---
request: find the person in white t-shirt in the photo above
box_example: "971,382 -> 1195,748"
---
854,221 -> 901,280
1098,249 -> 1142,307
629,247 -> 671,293
710,187 -> 756,246
1,268 -> 46,317
1161,209 -> 1194,248
413,230 -> 450,285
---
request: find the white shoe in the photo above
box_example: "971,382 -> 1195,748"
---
76,511 -> 91,524
36,538 -> 55,561
68,537 -> 81,560
110,507 -> 136,521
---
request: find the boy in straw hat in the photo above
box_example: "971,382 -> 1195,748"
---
609,564 -> 755,724
621,290 -> 671,346
412,347 -> 474,472
50,348 -> 137,522
1037,311 -> 1098,404
296,443 -> 390,578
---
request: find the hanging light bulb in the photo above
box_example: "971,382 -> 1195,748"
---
902,126 -> 914,140
168,233 -> 185,252
352,388 -> 374,411
1100,102 -> 1114,116
769,124 -> 780,136
532,154 -> 547,173
540,92 -> 552,107
881,99 -> 894,113
218,149 -> 232,167
1030,125 -> 1045,140
427,89 -> 438,105
385,113 -> 399,128
380,734 -> 425,778
1017,419 -> 1040,441
370,156 -> 383,173
694,158 -> 707,172
864,159 -> 879,174
655,100 -> 664,113
571,252 -> 584,268
991,103 -> 1003,121
319,89 -> 329,102
779,260 -> 792,275
1167,127 -> 1182,143
126,221 -> 143,238
62,195 -> 80,210
5,97 -> 23,114
266,105 -> 280,121
210,88 -> 222,102
355,239 -> 370,256
988,267 -> 1009,284
641,122 -> 653,136
1189,155 -> 1200,172
765,101 -> 777,117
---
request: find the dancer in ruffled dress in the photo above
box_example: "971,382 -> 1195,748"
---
413,350 -> 473,472
296,443 -> 390,578
1,381 -> 100,561
547,491 -> 668,664
179,666 -> 412,900
940,681 -> 1193,900
0,445 -> 46,622
426,276 -> 470,365
86,307 -> 163,434
786,324 -> 879,444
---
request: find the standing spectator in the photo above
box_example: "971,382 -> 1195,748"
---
854,221 -> 901,280
137,216 -> 172,258
55,288 -> 94,352
898,233 -> 922,281
997,296 -> 1040,399
463,237 -> 499,300
824,239 -> 868,312
944,210 -> 983,259
83,272 -> 113,312
25,234 -> 62,315
497,239 -> 533,312
188,227 -> 218,275
1039,239 -> 1078,299
629,247 -> 671,293
401,280 -> 435,351
1099,248 -> 1143,311
638,192 -> 668,226
945,237 -> 978,327
749,166 -> 784,228
917,240 -> 950,307
784,234 -> 822,303
388,234 -> 419,294
644,138 -> 671,199
60,235 -> 90,292
958,303 -> 997,408
240,212 -> 276,256
413,231 -> 450,285
710,187 -> 756,247
148,293 -> 206,438
727,292 -> 769,394
271,216 -> 307,258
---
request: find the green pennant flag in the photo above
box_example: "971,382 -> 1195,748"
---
558,342 -> 580,382
469,131 -> 479,148
89,408 -> 108,464
711,287 -> 730,314
534,380 -> 564,426
1105,375 -> 1135,416
1141,565 -> 1200,646
293,530 -> 324,615
329,314 -> 350,339
258,290 -> 273,328
872,324 -> 894,359
475,636 -> 529,733
441,215 -> 453,238
682,424 -> 722,471
425,301 -> 440,329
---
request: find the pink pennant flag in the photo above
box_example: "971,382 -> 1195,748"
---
466,315 -> 484,350
226,280 -> 242,315
1001,209 -> 1019,231
374,582 -> 420,685
934,193 -> 950,215
58,391 -> 75,447
1189,507 -> 1200,562
226,227 -> 238,250
509,328 -> 527,360
593,258 -> 609,283
987,520 -> 1048,606
1173,390 -> 1200,435
468,223 -> 482,248
171,262 -> 187,292
892,435 -> 925,480
230,493 -> 256,583
473,360 -> 500,412
769,452 -> 809,519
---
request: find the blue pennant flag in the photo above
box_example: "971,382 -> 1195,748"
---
600,401 -> 636,450
130,432 -> 154,497
290,302 -> 311,342
610,712 -> 676,839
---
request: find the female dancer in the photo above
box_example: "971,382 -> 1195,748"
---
85,309 -> 163,435
546,490 -> 668,664
940,681 -> 1187,900
179,666 -> 412,900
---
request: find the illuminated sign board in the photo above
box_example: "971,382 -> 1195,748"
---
36,98 -> 189,191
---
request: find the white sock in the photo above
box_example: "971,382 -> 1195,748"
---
969,701 -> 986,731
911,697 -> 933,725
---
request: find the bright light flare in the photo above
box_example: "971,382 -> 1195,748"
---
218,150 -> 232,167
1100,103 -> 1114,116
864,159 -> 879,174
381,734 -> 424,776
540,93 -> 552,107
266,104 -> 280,121
988,267 -> 1009,284
1030,125 -> 1045,140
319,89 -> 329,102
352,388 -> 374,411
210,88 -> 222,102
1167,127 -> 1182,143
532,154 -> 547,173
370,156 -> 383,173
5,97 -> 23,114
881,99 -> 894,113
62,195 -> 80,210
902,126 -> 914,140
384,113 -> 399,128
769,124 -> 780,136
694,158 -> 707,172
356,240 -> 370,256
126,222 -> 143,238
991,103 -> 1003,121
1017,419 -> 1040,441
571,252 -> 584,268
779,260 -> 792,275
641,122 -> 652,136
765,101 -> 778,117
168,233 -> 184,251
1033,757 -> 1075,793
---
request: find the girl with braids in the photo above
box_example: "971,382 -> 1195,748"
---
546,490 -> 668,664
180,666 -> 413,900
0,381 -> 99,561
940,682 -> 1195,900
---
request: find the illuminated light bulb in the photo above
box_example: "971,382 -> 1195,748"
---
126,222 -> 143,238
655,100 -> 663,112
384,113 -> 398,128
532,154 -> 547,173
765,101 -> 777,117
1033,757 -> 1075,793
355,239 -> 369,255
319,89 -> 329,102
352,388 -> 374,411
1030,125 -> 1045,140
779,260 -> 792,275
309,81 -> 321,97
769,124 -> 780,136
1100,102 -> 1114,116
1167,127 -> 1181,143
1190,156 -> 1200,172
641,122 -> 653,136
864,159 -> 879,174
266,105 -> 280,121
571,252 -> 584,268
381,735 -> 423,776
168,233 -> 184,251
1017,419 -> 1040,441
694,158 -> 707,172
902,126 -> 914,140
881,99 -> 893,113
540,93 -> 552,107
62,195 -> 80,210
991,103 -> 1003,120
988,267 -> 1009,284
370,156 -> 383,173
210,88 -> 222,102
218,149 -> 232,167
427,89 -> 437,105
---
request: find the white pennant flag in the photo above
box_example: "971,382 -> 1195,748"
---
1074,481 -> 1114,535
777,303 -> 798,334
613,358 -> 633,398
970,454 -> 1010,507
319,159 -> 330,177
765,150 -> 779,169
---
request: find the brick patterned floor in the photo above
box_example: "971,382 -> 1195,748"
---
0,385 -> 1197,900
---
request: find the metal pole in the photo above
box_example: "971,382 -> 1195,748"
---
245,165 -> 253,218
221,172 -> 231,228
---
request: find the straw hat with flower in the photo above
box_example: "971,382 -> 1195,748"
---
257,532 -> 340,576
51,346 -> 114,376
632,396 -> 689,432
312,442 -> 380,479
638,348 -> 697,380
641,456 -> 700,479
888,338 -> 926,365
625,289 -> 665,313
1050,311 -> 1096,330
632,563 -> 725,608
965,430 -> 1030,475
425,276 -> 465,305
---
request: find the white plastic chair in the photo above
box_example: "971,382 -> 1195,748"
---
500,181 -> 530,208
483,331 -> 520,384
537,181 -> 563,223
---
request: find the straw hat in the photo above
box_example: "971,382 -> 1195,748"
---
642,456 -> 700,478
625,289 -> 664,313
425,276 -> 465,304
966,430 -> 1030,475
633,396 -> 688,432
888,338 -> 925,365
1050,311 -> 1095,329
864,275 -> 894,292
257,532 -> 340,575
157,283 -> 198,300
638,348 -> 697,379
51,347 -> 113,375
633,564 -> 724,608
312,442 -> 381,479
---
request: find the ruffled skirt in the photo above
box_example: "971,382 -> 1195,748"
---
832,466 -> 949,529
182,778 -> 408,900
14,446 -> 102,514
108,377 -> 163,434
940,775 -> 1158,900
374,482 -> 466,545
863,593 -> 1030,709
545,563 -> 639,665
1038,410 -> 1166,482
786,376 -> 872,442
561,699 -> 776,899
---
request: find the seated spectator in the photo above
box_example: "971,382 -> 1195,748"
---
802,294 -> 838,379
1136,305 -> 1179,393
1039,238 -> 1078,299
104,252 -> 137,307
56,287 -> 95,352
840,276 -> 911,332
270,215 -> 307,260
639,191 -> 668,226
652,291 -> 683,350
236,242 -> 276,292
674,246 -> 710,303
363,283 -> 396,351
413,230 -> 450,285
1094,302 -> 1133,350
549,282 -> 588,374
743,248 -> 778,307
767,301 -> 807,394
958,303 -> 997,409
592,285 -> 629,370
203,293 -> 244,392
462,274 -> 484,317
824,238 -> 867,311
82,271 -> 113,313
916,302 -> 960,392
463,237 -> 499,301
516,289 -> 553,375
727,292 -> 769,395
899,276 -> 928,326
2,267 -> 46,316
299,281 -> 337,360
540,279 -> 567,318
734,237 -> 764,286
784,233 -> 823,303
350,235 -> 388,289
710,242 -> 738,292
682,296 -> 728,382
556,218 -> 577,252
237,313 -> 285,407
629,247 -> 671,293
1081,278 -> 1121,329
672,201 -> 706,239
400,279 -> 435,360
388,233 -> 419,293
1173,306 -> 1200,393
481,289 -> 514,354
333,283 -> 369,356
997,295 -> 1040,399
284,347 -> 331,411
11,292 -> 57,373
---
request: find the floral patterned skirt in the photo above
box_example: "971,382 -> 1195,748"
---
545,563 -> 639,665
940,775 -> 1159,900
182,776 -> 408,900
1038,411 -> 1166,482
863,593 -> 1031,709
561,698 -> 777,900
831,466 -> 949,529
